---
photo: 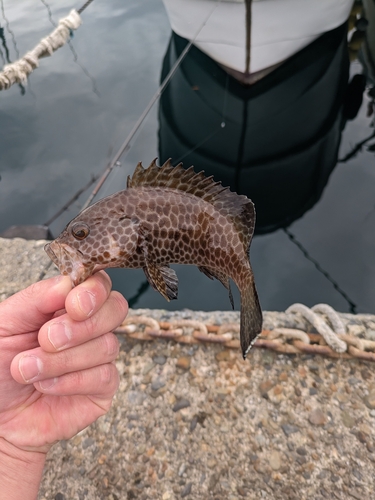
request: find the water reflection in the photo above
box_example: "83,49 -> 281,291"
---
1,0 -> 374,312
159,23 -> 350,234
0,0 -> 20,58
112,18 -> 357,308
0,3 -> 25,94
37,0 -> 100,97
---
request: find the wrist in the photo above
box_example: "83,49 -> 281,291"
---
0,438 -> 46,500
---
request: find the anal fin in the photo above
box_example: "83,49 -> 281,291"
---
198,266 -> 234,309
143,263 -> 178,301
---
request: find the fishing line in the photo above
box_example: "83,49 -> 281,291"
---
0,0 -> 20,58
174,76 -> 230,164
44,175 -> 99,226
173,127 -> 223,165
80,161 -> 121,211
49,1 -> 222,302
44,142 -> 116,227
66,40 -> 100,96
39,0 -> 100,96
0,0 -> 28,99
39,0 -> 98,94
40,0 -> 55,27
0,0 -> 96,90
283,227 -> 357,313
221,72 -> 229,125
81,0 -> 222,209
174,71 -> 231,164
0,17 -> 26,93
44,1 -> 221,228
39,0 -> 95,24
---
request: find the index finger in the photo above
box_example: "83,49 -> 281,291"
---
64,271 -> 112,322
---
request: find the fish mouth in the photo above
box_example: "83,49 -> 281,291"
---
44,242 -> 59,267
44,241 -> 94,286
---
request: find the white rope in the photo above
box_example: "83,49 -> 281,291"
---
311,303 -> 346,335
269,328 -> 311,345
286,303 -> 347,353
0,9 -> 82,90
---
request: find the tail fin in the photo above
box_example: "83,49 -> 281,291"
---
240,278 -> 263,359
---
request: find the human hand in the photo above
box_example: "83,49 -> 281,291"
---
0,271 -> 127,456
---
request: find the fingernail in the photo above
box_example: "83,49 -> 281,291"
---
48,322 -> 72,350
39,377 -> 58,390
19,355 -> 43,382
77,290 -> 96,317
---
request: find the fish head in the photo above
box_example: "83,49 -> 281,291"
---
45,202 -> 139,286
45,233 -> 95,286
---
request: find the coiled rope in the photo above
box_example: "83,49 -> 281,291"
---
285,303 -> 347,353
115,303 -> 375,362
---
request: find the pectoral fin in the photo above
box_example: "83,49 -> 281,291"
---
143,262 -> 179,301
198,266 -> 234,309
137,224 -> 178,301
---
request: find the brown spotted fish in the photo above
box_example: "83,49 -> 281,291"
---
45,159 -> 262,358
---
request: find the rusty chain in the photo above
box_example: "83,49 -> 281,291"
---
114,314 -> 375,363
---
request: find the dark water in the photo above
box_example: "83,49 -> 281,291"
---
0,0 -> 374,314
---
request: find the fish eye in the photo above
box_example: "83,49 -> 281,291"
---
71,222 -> 90,240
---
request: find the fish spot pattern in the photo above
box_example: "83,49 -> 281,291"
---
45,159 -> 262,358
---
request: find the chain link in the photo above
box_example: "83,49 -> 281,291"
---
114,316 -> 375,362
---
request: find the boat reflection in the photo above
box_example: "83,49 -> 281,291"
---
158,22 -> 351,234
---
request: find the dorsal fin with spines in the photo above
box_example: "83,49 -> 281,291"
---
127,159 -> 255,251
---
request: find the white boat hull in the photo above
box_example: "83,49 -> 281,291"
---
162,0 -> 354,75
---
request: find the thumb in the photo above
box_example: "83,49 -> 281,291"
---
0,275 -> 72,336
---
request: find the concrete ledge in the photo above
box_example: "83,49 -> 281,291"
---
1,237 -> 375,499
0,237 -> 59,301
1,237 -> 374,338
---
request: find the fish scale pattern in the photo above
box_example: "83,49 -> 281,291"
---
45,160 -> 262,357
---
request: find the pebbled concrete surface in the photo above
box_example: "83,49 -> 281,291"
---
39,339 -> 375,500
0,237 -> 58,301
0,238 -> 374,500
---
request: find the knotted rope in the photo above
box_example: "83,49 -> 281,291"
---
0,9 -> 82,90
286,303 -> 347,353
114,303 -> 375,361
